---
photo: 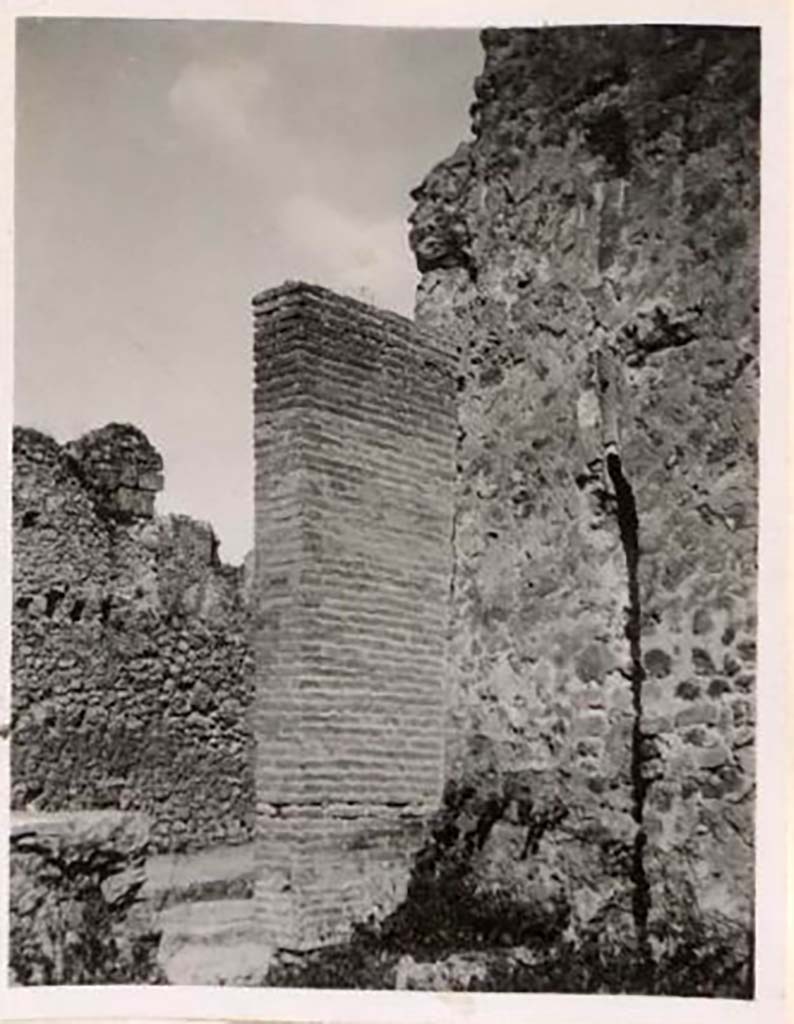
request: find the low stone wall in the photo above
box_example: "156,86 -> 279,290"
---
9,810 -> 161,985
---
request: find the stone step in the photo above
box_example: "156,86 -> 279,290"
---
157,898 -> 255,948
145,842 -> 255,909
163,939 -> 271,986
155,896 -> 272,985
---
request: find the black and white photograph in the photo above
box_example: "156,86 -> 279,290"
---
1,1 -> 789,1019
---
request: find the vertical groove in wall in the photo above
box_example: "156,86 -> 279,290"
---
605,449 -> 651,962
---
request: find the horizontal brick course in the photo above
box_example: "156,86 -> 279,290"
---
253,282 -> 455,948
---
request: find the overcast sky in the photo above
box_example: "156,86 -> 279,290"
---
14,18 -> 481,562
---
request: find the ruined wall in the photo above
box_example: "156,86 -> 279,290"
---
410,25 -> 758,950
252,282 -> 455,949
12,423 -> 254,852
9,809 -> 159,985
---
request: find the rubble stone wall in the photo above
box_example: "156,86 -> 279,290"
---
409,25 -> 759,946
252,282 -> 455,948
11,424 -> 254,853
9,810 -> 158,985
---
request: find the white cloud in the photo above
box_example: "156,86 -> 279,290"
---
168,58 -> 271,146
277,194 -> 417,315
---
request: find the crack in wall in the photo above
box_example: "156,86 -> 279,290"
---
605,448 -> 652,967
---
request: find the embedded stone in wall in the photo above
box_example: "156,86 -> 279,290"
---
252,281 -> 456,949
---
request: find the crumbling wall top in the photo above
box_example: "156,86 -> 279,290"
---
64,422 -> 164,522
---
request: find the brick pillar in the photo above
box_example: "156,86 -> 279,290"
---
252,282 -> 455,950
